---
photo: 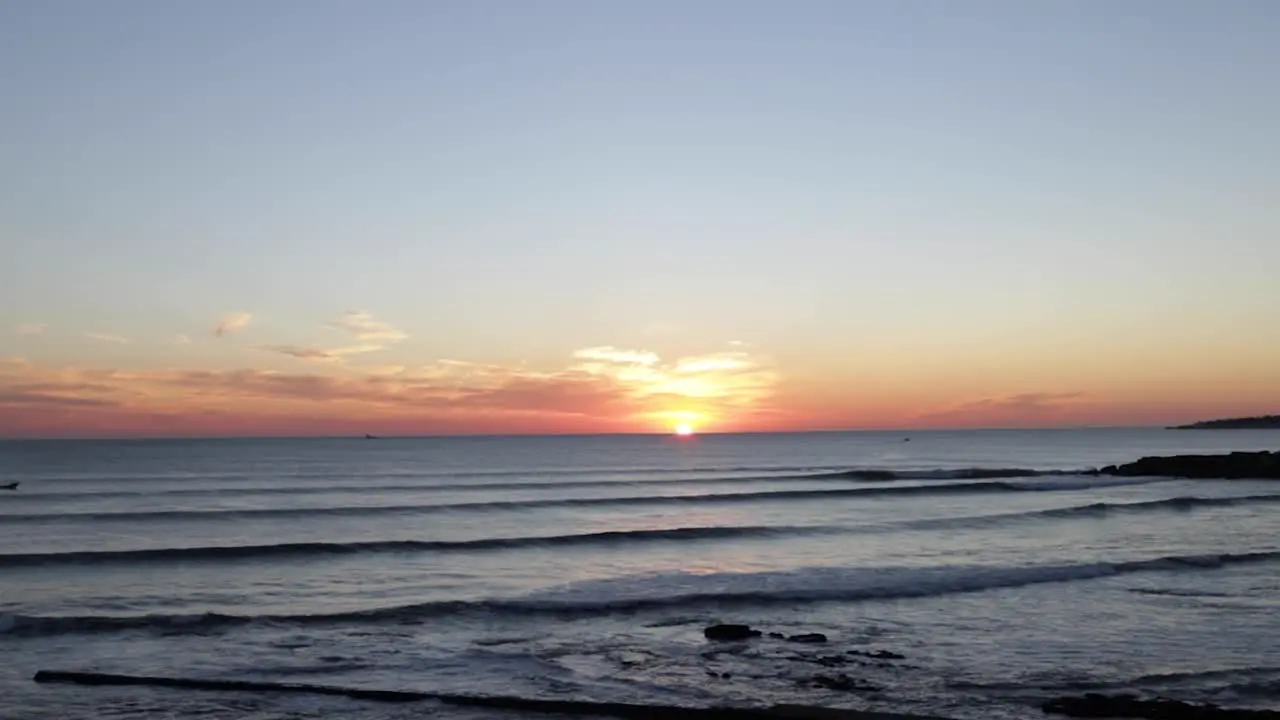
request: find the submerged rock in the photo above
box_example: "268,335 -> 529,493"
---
787,633 -> 828,644
1100,451 -> 1280,479
1043,693 -> 1280,719
809,674 -> 880,693
703,624 -> 761,642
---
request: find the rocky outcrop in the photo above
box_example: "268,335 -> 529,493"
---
1169,415 -> 1280,430
1099,451 -> 1280,479
848,649 -> 905,660
1043,693 -> 1280,719
703,624 -> 761,641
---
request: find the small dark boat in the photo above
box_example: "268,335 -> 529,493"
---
1,482 -> 18,490
365,434 -> 377,440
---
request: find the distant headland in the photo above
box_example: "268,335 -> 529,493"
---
1168,415 -> 1280,430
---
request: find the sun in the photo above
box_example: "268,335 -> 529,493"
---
674,422 -> 695,437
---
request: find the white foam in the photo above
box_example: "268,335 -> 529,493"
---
515,549 -> 1278,612
518,561 -> 1125,609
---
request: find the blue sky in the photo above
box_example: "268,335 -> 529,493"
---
2,1 -> 1278,434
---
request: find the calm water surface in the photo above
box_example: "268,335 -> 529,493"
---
1,429 -> 1278,719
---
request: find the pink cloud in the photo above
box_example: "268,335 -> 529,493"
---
214,312 -> 253,337
327,311 -> 407,342
0,343 -> 781,436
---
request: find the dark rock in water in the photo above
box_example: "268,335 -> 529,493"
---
847,649 -> 905,660
809,674 -> 880,693
1043,693 -> 1280,719
787,633 -> 828,644
767,632 -> 786,639
1100,451 -> 1280,479
703,624 -> 760,642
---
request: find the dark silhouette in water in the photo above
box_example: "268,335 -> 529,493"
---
1099,450 -> 1280,479
364,434 -> 377,440
0,482 -> 18,490
1169,414 -> 1280,429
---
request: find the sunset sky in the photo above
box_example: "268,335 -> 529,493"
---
3,1 -> 1279,437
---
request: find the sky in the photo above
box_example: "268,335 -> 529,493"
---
2,0 -> 1279,437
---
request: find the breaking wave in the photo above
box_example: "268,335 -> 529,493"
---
0,525 -> 836,567
5,549 -> 1277,638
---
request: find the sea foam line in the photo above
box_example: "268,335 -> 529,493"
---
0,525 -> 838,567
3,467 -> 1067,501
4,493 -> 1275,567
0,476 -> 1142,523
4,549 -> 1277,638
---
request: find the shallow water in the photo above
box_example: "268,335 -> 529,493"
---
2,429 -> 1278,719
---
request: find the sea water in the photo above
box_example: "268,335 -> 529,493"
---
1,429 -> 1277,719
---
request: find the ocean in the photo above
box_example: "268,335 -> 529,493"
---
1,429 -> 1277,719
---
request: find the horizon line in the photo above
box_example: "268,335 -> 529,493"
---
0,424 -> 1178,442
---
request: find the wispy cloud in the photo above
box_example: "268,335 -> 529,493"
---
573,346 -> 661,366
214,312 -> 253,337
913,392 -> 1089,428
260,312 -> 408,365
0,389 -> 118,407
259,344 -> 385,363
0,342 -> 780,436
327,311 -> 407,342
15,323 -> 46,337
85,333 -> 131,344
174,334 -> 192,345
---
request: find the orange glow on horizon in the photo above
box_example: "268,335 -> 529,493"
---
3,342 -> 1280,437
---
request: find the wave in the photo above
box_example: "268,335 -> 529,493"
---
1035,493 -> 1280,519
0,481 -> 1024,522
0,472 -> 945,503
0,475 -> 1157,524
887,494 -> 1280,534
1127,588 -> 1236,598
6,549 -> 1277,639
9,493 -> 1273,567
807,467 -> 1066,481
3,466 -> 1084,502
18,464 -> 862,486
1036,493 -> 1280,518
950,665 -> 1280,692
0,525 -> 836,568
